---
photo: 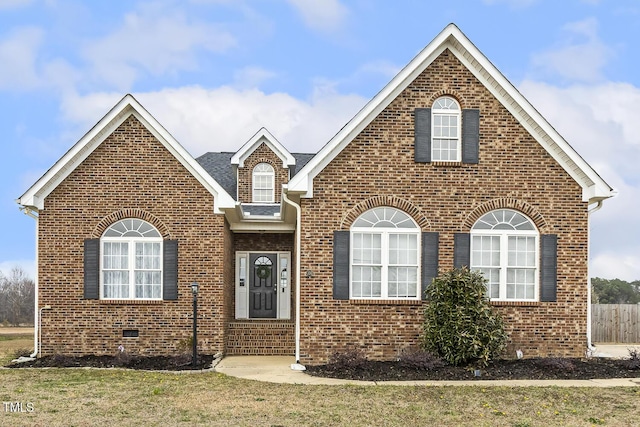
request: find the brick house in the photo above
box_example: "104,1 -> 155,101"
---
18,24 -> 613,365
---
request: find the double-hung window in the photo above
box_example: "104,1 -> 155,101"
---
432,96 -> 461,161
470,209 -> 538,301
252,163 -> 275,203
350,207 -> 420,299
101,219 -> 163,300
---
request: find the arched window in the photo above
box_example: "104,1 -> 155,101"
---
471,209 -> 538,301
252,163 -> 275,203
432,96 -> 461,161
351,207 -> 420,299
102,219 -> 163,300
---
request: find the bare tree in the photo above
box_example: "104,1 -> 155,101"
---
0,267 -> 35,326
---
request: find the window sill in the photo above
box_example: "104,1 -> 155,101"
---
432,161 -> 462,167
349,299 -> 422,306
490,300 -> 541,307
99,299 -> 164,305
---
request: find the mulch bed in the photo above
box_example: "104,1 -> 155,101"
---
5,353 -> 640,381
305,357 -> 640,381
6,354 -> 216,371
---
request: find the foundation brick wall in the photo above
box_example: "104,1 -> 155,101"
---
38,115 -> 230,356
297,49 -> 589,365
237,143 -> 290,203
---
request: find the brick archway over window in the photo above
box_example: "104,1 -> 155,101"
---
427,89 -> 468,109
92,209 -> 171,239
463,198 -> 548,233
340,196 -> 430,230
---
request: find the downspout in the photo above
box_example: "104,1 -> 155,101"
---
586,200 -> 604,352
20,206 -> 39,358
281,187 -> 305,369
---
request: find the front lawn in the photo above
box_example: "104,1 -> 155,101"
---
0,368 -> 638,426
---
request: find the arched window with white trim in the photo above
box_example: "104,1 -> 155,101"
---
252,163 -> 275,203
101,219 -> 163,300
350,207 -> 420,299
432,96 -> 461,161
471,209 -> 538,301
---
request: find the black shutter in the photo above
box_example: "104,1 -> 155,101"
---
462,109 -> 480,164
454,233 -> 471,269
333,231 -> 350,300
540,234 -> 557,302
421,232 -> 439,300
84,239 -> 100,299
414,108 -> 431,163
163,240 -> 178,300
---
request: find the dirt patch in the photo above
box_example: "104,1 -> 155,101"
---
0,327 -> 34,335
6,353 -> 216,371
305,357 -> 640,381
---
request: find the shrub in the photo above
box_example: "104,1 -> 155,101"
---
397,348 -> 445,370
422,267 -> 508,366
328,347 -> 367,369
625,348 -> 640,369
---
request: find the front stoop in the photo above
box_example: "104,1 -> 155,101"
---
226,321 -> 295,355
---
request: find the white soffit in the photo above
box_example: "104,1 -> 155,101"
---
17,94 -> 235,213
287,23 -> 614,204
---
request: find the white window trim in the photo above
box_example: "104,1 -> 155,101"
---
100,220 -> 163,300
470,212 -> 539,302
252,163 -> 275,203
431,96 -> 461,162
349,207 -> 421,301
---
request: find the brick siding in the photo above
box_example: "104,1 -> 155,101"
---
297,49 -> 589,364
38,115 -> 230,357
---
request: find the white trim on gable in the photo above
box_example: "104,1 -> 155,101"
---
17,94 -> 235,213
231,127 -> 296,169
287,23 -> 614,204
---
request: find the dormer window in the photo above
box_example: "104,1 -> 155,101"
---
432,96 -> 461,162
252,163 -> 275,203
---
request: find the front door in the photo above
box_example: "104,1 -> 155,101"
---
249,253 -> 277,318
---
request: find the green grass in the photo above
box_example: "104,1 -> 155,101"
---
0,368 -> 638,426
2,332 -> 639,426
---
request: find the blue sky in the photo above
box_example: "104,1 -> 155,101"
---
1,0 -> 639,281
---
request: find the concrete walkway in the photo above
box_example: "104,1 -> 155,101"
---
214,346 -> 640,387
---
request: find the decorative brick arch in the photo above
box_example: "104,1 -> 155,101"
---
92,209 -> 171,239
339,196 -> 431,230
462,198 -> 548,233
428,89 -> 468,109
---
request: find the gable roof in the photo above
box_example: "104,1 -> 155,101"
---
197,151 -> 315,201
287,23 -> 614,204
231,127 -> 296,168
18,94 -> 236,213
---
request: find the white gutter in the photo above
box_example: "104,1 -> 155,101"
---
281,187 -> 305,370
20,207 -> 40,358
586,200 -> 605,352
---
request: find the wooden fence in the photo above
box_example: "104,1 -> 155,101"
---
591,304 -> 640,343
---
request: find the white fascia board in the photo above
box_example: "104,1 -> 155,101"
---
231,127 -> 296,168
17,94 -> 236,213
446,35 -> 614,203
288,23 -> 614,203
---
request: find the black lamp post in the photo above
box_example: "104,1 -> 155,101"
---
191,281 -> 199,368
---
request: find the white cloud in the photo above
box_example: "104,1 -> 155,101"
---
519,79 -> 640,280
286,0 -> 348,33
60,85 -> 367,156
0,0 -> 33,10
0,26 -> 43,90
233,66 -> 277,89
82,9 -> 236,91
530,18 -> 613,83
